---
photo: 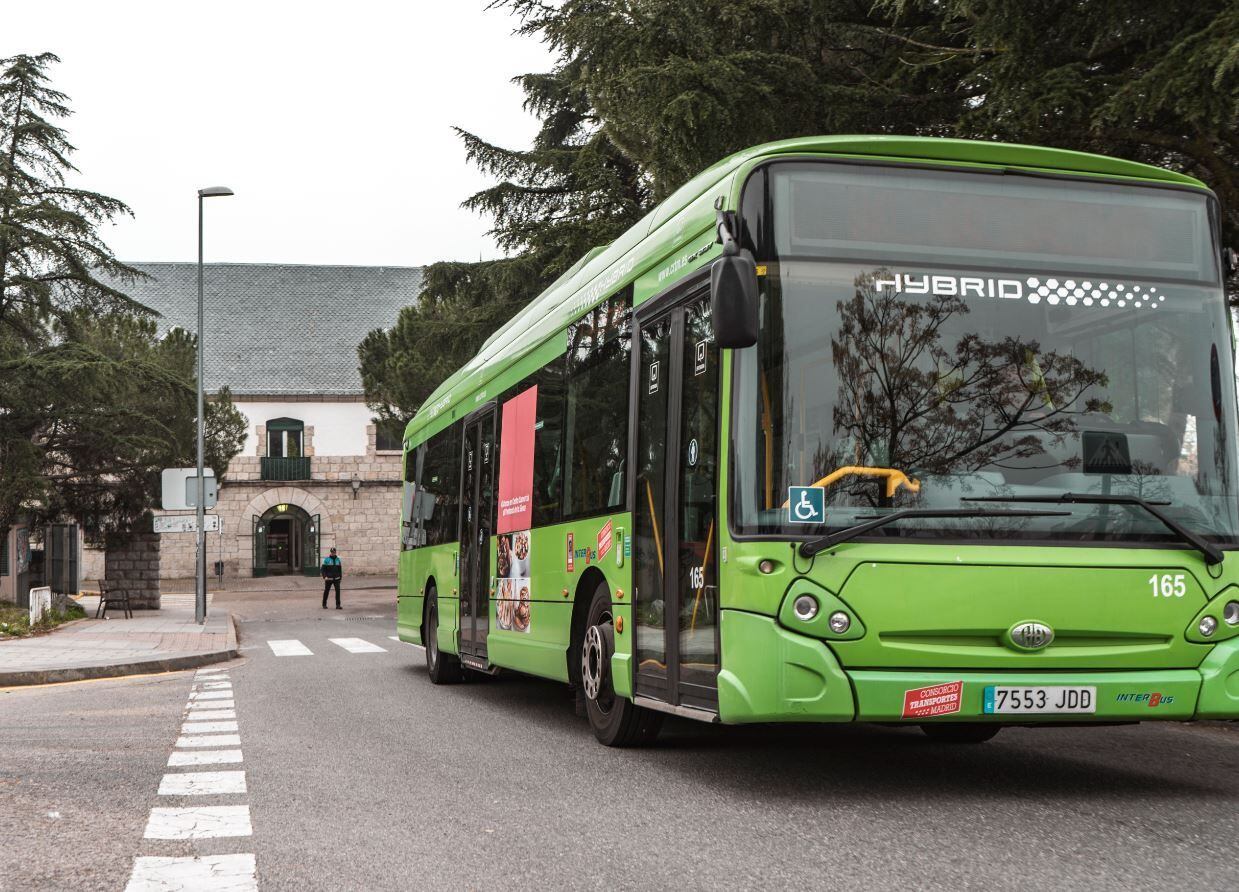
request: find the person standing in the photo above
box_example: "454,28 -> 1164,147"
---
321,547 -> 343,609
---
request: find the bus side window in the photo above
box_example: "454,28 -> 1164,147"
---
563,289 -> 632,518
534,364 -> 566,525
404,444 -> 432,549
416,424 -> 461,547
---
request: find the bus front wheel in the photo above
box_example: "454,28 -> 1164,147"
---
580,583 -> 662,747
425,587 -> 464,685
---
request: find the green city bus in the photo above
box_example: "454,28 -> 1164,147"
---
396,135 -> 1239,745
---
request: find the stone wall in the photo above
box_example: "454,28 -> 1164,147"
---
155,451 -> 403,579
105,532 -> 161,609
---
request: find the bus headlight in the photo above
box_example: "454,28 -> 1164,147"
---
1199,616 -> 1218,637
828,611 -> 852,634
793,595 -> 819,621
1224,601 -> 1239,626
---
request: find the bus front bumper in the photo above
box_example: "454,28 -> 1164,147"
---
716,611 -> 1239,724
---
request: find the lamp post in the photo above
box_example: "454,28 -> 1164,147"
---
196,186 -> 234,625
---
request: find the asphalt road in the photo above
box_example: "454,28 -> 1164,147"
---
4,579 -> 1239,890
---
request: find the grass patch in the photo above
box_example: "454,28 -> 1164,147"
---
0,599 -> 87,638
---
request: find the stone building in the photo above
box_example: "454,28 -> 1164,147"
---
124,262 -> 421,579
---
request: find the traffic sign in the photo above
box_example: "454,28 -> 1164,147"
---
154,515 -> 220,534
185,476 -> 218,508
161,468 -> 216,510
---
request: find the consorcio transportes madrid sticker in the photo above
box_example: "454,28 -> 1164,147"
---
902,681 -> 964,719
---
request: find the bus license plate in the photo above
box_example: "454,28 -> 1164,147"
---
983,686 -> 1096,714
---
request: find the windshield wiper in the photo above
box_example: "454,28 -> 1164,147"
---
961,493 -> 1224,566
799,508 -> 1070,558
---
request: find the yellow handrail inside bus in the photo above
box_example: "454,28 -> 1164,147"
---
780,466 -> 921,507
644,478 -> 664,577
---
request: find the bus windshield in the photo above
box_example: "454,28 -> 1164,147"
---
733,163 -> 1239,545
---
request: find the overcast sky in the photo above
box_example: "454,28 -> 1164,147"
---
2,1 -> 554,267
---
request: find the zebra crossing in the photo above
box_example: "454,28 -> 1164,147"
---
264,635 -> 422,656
125,666 -> 257,891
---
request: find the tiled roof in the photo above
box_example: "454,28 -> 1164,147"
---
117,263 -> 422,396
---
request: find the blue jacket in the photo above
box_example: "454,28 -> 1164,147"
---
321,555 -> 342,579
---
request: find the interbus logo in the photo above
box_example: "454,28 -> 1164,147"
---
873,272 -> 1166,310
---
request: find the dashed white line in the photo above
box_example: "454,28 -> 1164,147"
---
329,637 -> 387,654
181,720 -> 239,734
168,749 -> 243,767
267,639 -> 313,656
187,699 -> 235,711
125,854 -> 256,892
199,681 -> 233,690
158,771 -> 247,796
144,805 -> 252,839
189,690 -> 233,700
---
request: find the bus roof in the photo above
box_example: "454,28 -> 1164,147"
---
406,135 -> 1208,442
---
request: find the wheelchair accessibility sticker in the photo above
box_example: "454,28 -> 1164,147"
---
787,486 -> 825,524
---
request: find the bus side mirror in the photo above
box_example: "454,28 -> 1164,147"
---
710,252 -> 758,348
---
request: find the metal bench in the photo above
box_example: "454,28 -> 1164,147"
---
96,579 -> 133,620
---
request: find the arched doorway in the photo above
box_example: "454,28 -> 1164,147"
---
252,503 -> 319,577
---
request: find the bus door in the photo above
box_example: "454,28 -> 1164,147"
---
631,290 -> 720,712
459,405 -> 496,661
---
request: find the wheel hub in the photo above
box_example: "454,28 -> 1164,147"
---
581,622 -> 612,701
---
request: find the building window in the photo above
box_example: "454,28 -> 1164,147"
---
375,419 -> 404,452
267,418 -> 304,458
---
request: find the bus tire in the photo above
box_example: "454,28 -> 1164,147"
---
920,723 -> 1001,744
425,587 -> 464,685
581,582 -> 662,747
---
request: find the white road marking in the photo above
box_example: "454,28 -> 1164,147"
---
267,639 -> 313,656
183,708 -> 235,721
187,699 -> 234,711
329,637 -> 387,653
157,771 -> 247,796
195,668 -> 228,676
143,805 -> 252,839
168,749 -> 242,767
189,690 -> 233,700
175,734 -> 243,748
126,854 -> 256,892
181,720 -> 238,734
198,681 -> 232,690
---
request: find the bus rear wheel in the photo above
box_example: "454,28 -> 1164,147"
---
581,583 -> 662,747
425,587 -> 464,685
920,723 -> 1001,744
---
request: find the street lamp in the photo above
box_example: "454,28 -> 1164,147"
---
196,185 -> 234,625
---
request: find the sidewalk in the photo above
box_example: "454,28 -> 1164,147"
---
0,593 -> 237,687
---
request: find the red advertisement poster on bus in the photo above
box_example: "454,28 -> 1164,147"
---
497,385 -> 537,535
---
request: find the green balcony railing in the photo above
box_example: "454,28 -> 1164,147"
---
260,456 -> 312,481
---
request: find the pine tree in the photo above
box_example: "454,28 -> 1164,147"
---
0,53 -> 145,343
0,54 -> 247,540
361,65 -> 650,423
361,1 -> 1238,422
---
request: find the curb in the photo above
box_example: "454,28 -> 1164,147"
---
0,612 -> 240,688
